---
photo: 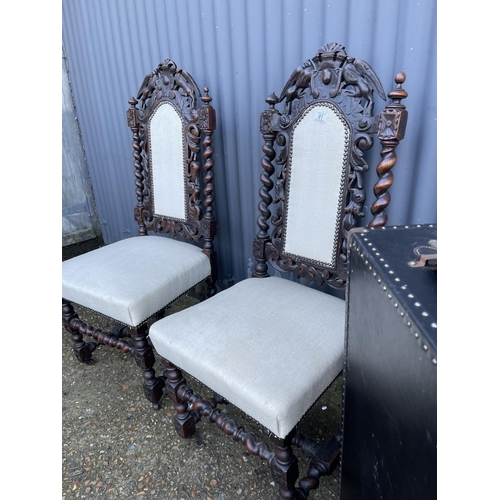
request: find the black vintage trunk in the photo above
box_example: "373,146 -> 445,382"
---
340,224 -> 437,500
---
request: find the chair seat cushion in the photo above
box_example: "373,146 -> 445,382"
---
62,235 -> 211,327
149,276 -> 345,438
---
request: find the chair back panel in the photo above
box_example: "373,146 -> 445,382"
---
254,42 -> 393,289
126,59 -> 217,244
149,101 -> 186,221
283,102 -> 350,266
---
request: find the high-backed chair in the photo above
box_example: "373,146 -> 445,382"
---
149,43 -> 408,498
62,59 -> 217,410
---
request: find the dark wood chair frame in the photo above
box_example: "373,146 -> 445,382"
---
157,43 -> 408,499
62,59 -> 217,410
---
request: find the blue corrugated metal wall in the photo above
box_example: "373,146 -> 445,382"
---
62,0 -> 437,284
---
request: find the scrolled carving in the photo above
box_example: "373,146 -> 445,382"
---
278,114 -> 292,129
146,217 -> 203,242
186,123 -> 202,220
265,244 -> 346,289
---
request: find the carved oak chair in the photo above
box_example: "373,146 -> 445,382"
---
149,43 -> 408,498
62,59 -> 217,410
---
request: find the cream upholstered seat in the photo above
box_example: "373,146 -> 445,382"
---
150,276 -> 345,438
63,236 -> 211,328
149,43 -> 408,498
62,59 -> 217,410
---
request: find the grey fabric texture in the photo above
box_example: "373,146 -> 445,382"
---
62,235 -> 211,327
284,103 -> 349,265
149,102 -> 187,221
149,276 -> 345,438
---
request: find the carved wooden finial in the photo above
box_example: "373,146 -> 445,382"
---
395,71 -> 406,84
387,72 -> 408,104
128,97 -> 138,107
201,87 -> 212,104
265,92 -> 278,108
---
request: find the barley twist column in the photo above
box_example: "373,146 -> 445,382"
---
253,93 -> 279,278
127,98 -> 147,236
200,88 -> 217,295
369,72 -> 408,228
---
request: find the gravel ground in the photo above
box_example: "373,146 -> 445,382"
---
62,240 -> 343,500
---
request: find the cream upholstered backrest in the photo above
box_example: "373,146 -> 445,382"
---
149,101 -> 187,221
283,102 -> 349,266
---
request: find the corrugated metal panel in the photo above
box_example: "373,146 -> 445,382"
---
62,48 -> 101,246
62,0 -> 437,284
